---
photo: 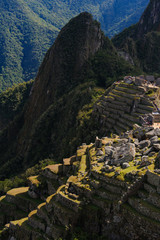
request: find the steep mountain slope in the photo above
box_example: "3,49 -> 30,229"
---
0,0 -> 149,91
0,80 -> 33,130
113,0 -> 160,74
0,13 -> 138,179
136,0 -> 160,37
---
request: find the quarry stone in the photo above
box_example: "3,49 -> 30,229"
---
96,149 -> 104,156
147,171 -> 160,187
122,162 -> 130,169
105,146 -> 114,157
153,144 -> 160,151
151,136 -> 159,145
142,156 -> 148,161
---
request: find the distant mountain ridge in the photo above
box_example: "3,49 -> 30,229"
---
112,0 -> 160,74
0,0 -> 149,91
136,0 -> 160,37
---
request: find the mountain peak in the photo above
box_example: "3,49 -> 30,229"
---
28,12 -> 104,122
15,12 -> 104,160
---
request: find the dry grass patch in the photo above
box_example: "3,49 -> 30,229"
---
79,155 -> 87,174
10,217 -> 28,227
7,187 -> 29,196
28,176 -> 40,186
46,193 -> 56,204
28,210 -> 37,218
45,164 -> 63,174
63,157 -> 74,166
37,202 -> 46,210
0,196 -> 5,201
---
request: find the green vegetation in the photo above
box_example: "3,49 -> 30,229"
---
0,80 -> 33,129
0,158 -> 56,195
0,0 -> 148,91
88,38 -> 140,88
112,1 -> 160,74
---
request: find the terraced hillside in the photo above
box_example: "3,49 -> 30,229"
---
93,76 -> 160,136
1,124 -> 160,239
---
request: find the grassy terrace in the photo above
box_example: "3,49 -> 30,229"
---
78,155 -> 87,175
10,217 -> 28,227
109,92 -> 133,103
52,200 -> 75,215
0,196 -> 5,201
122,203 -> 160,226
128,195 -> 160,223
7,187 -> 29,196
97,187 -> 121,198
115,86 -> 142,95
112,89 -> 136,99
59,191 -> 81,204
28,176 -> 40,187
92,194 -> 112,206
44,164 -> 62,174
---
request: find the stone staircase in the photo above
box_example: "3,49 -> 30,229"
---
0,187 -> 43,232
6,184 -> 82,240
0,144 -> 89,239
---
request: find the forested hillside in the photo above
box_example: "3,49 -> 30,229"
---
113,0 -> 160,74
0,0 -> 149,91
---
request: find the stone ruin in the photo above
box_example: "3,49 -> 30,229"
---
1,125 -> 160,239
93,75 -> 160,136
1,76 -> 160,239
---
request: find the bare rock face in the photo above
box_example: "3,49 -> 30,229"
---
136,0 -> 160,37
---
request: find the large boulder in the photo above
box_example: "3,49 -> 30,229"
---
96,149 -> 104,156
150,136 -> 158,144
146,130 -> 156,138
153,144 -> 160,151
146,128 -> 160,138
122,162 -> 130,169
111,143 -> 135,165
133,127 -> 154,140
138,140 -> 150,149
105,146 -> 115,157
